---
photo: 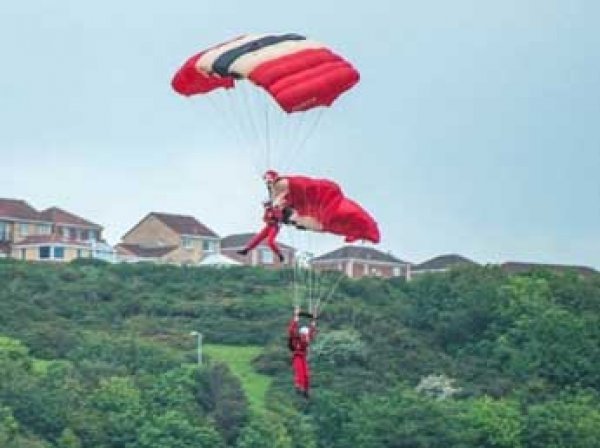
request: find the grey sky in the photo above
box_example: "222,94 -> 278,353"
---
2,0 -> 599,267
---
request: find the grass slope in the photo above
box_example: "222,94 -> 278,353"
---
204,344 -> 272,412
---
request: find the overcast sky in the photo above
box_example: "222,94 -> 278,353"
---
2,0 -> 599,267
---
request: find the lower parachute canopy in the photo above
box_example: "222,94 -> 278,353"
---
272,175 -> 380,244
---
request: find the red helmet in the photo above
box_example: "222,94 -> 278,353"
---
263,170 -> 279,182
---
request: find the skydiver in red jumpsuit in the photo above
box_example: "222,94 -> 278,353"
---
262,170 -> 305,230
237,200 -> 286,262
288,306 -> 317,399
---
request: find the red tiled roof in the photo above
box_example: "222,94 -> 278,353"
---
12,235 -> 91,247
413,254 -> 477,271
312,245 -> 407,264
152,212 -> 218,237
116,243 -> 177,258
0,198 -> 45,222
123,212 -> 219,240
220,233 -> 294,251
39,207 -> 101,229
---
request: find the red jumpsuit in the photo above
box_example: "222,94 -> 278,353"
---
288,318 -> 317,394
243,206 -> 284,260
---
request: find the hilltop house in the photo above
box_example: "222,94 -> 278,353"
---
411,254 -> 477,277
0,198 -> 112,262
310,245 -> 410,279
117,212 -> 220,265
220,233 -> 295,268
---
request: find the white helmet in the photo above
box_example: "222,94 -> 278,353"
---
299,326 -> 309,336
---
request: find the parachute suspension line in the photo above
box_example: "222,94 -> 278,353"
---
237,82 -> 265,169
264,103 -> 271,171
314,269 -> 345,314
280,111 -> 308,172
213,89 -> 260,176
311,179 -> 328,315
285,109 -> 325,173
203,93 -> 261,179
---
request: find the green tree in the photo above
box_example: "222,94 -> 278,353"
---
525,394 -> 600,448
236,413 -> 292,448
460,396 -> 523,447
132,410 -> 224,448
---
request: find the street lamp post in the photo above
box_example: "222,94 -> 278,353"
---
190,331 -> 203,366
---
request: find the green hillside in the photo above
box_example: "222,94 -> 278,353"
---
203,344 -> 271,412
0,258 -> 599,447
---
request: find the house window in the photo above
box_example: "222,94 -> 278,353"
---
39,246 -> 51,259
89,230 -> 98,242
0,222 -> 8,241
53,247 -> 65,259
260,248 -> 274,264
19,223 -> 29,237
202,240 -> 217,252
182,237 -> 193,249
20,248 -> 26,260
69,228 -> 77,240
393,266 -> 401,277
81,230 -> 89,241
37,224 -> 52,235
77,249 -> 82,258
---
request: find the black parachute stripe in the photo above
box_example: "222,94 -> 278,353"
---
212,33 -> 306,77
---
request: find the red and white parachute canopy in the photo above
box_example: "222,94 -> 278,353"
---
271,173 -> 380,244
171,33 -> 360,113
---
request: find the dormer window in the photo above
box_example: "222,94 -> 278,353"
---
202,240 -> 217,252
182,237 -> 193,249
37,224 -> 51,235
19,223 -> 29,237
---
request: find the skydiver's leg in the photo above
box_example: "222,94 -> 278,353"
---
266,225 -> 284,263
301,357 -> 310,398
237,226 -> 270,255
292,355 -> 304,391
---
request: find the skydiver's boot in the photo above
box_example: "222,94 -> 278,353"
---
282,207 -> 293,224
236,249 -> 248,256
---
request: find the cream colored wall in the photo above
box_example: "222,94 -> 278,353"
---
163,238 -> 209,264
64,247 -> 92,261
6,221 -> 53,243
12,222 -> 34,242
11,246 -> 91,262
122,216 -> 180,247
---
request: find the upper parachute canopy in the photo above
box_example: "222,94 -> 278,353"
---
171,33 -> 360,113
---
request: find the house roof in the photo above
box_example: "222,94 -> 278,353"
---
501,261 -> 598,277
116,243 -> 178,258
220,233 -> 294,251
124,212 -> 219,239
312,245 -> 407,264
39,207 -> 102,229
414,254 -> 477,271
0,198 -> 46,222
12,235 -> 91,247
